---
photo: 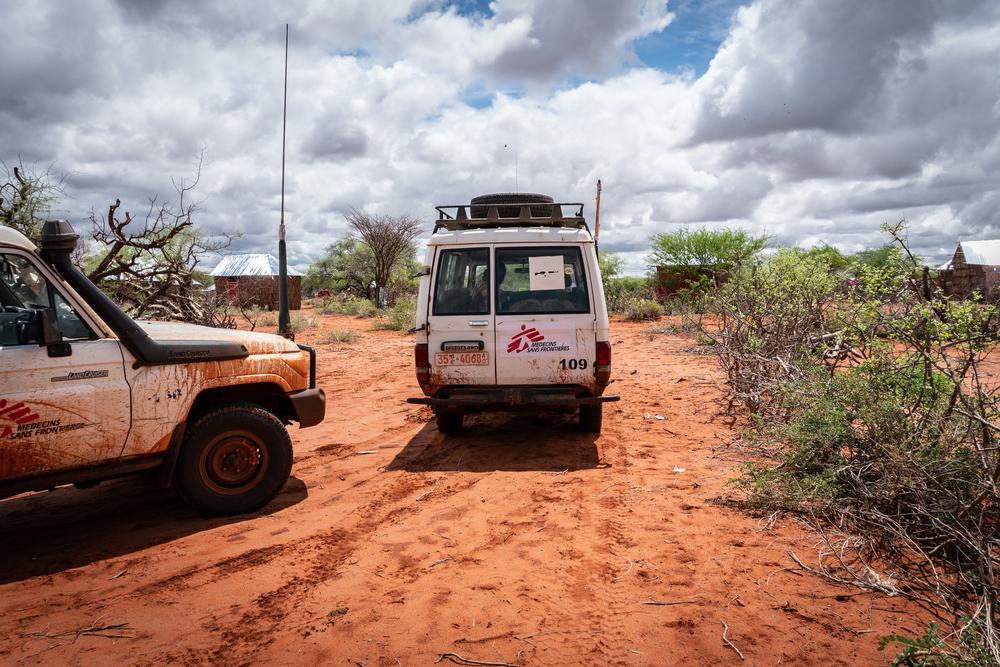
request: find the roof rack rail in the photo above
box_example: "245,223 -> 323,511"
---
433,201 -> 588,233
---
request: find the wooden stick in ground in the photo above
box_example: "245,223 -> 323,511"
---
721,622 -> 745,661
640,599 -> 696,606
436,652 -> 517,667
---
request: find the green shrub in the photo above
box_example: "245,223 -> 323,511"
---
880,620 -> 994,667
605,276 -> 652,313
316,297 -> 378,317
372,296 -> 417,331
719,224 -> 1000,661
326,328 -> 360,343
623,298 -> 663,321
704,248 -> 841,413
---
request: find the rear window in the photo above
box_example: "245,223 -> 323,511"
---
433,248 -> 490,315
496,246 -> 589,315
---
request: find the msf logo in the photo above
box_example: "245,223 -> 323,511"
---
507,324 -> 544,353
0,400 -> 40,438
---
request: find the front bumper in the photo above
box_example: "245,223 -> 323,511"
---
288,387 -> 326,427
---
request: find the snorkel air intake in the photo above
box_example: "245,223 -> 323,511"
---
39,219 -> 249,367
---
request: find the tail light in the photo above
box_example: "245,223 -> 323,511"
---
596,341 -> 611,366
595,341 -> 611,386
414,343 -> 430,368
415,342 -> 431,392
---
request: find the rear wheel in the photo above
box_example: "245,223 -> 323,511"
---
173,403 -> 292,516
436,411 -> 463,434
579,403 -> 603,434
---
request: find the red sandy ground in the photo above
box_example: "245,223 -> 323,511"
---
0,313 -> 928,665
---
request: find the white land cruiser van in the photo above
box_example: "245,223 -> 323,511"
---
407,193 -> 619,434
0,220 -> 325,515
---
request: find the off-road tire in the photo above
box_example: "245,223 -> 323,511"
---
436,411 -> 463,434
579,403 -> 603,434
470,192 -> 553,219
173,402 -> 293,516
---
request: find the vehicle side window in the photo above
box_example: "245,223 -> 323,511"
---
0,253 -> 92,345
496,246 -> 590,315
433,248 -> 490,316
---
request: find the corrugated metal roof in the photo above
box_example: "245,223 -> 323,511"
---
211,254 -> 303,277
957,240 -> 1000,266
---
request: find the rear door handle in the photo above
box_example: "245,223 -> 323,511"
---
468,320 -> 489,327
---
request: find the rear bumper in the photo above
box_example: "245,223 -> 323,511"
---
288,387 -> 326,427
407,387 -> 619,411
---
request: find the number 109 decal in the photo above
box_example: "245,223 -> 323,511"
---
558,358 -> 589,370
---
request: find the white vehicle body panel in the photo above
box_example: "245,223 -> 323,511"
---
0,338 -> 130,479
416,227 -> 610,393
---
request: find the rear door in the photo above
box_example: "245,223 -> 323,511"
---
426,246 -> 496,385
494,245 -> 596,386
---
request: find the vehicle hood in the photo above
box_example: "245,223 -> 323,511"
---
136,321 -> 301,355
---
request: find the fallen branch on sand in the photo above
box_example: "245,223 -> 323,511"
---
640,599 -> 696,606
721,622 -> 745,661
436,651 -> 517,666
24,622 -> 135,643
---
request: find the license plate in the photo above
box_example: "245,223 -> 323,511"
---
436,352 -> 489,366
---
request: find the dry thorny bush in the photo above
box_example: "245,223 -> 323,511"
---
702,223 -> 999,664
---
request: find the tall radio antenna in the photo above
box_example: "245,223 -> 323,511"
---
277,23 -> 292,339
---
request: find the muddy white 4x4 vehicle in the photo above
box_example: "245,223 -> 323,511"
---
407,193 -> 619,434
0,220 -> 325,515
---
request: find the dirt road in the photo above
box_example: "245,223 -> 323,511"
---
0,314 -> 923,665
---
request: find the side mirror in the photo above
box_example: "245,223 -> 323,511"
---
38,309 -> 71,357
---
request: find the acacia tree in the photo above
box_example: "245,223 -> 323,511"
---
346,209 -> 421,306
649,227 -> 768,270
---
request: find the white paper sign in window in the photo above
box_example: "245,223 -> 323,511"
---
528,255 -> 564,291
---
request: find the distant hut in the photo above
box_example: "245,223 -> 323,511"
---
211,254 -> 302,310
939,240 -> 1000,298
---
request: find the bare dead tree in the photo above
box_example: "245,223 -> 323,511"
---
87,157 -> 235,324
346,209 -> 421,305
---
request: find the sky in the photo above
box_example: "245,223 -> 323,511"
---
2,0 -> 999,273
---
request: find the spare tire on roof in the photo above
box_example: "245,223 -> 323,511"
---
470,192 -> 553,219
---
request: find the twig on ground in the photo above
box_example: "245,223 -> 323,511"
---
24,622 -> 135,643
721,622 -> 745,661
416,478 -> 441,501
614,560 -> 634,581
436,651 -> 517,667
640,599 -> 696,606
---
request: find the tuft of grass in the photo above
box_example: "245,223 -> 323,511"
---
326,328 -> 360,344
258,312 -> 278,327
290,314 -> 317,332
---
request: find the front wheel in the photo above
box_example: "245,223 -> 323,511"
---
579,403 -> 603,434
173,403 -> 293,516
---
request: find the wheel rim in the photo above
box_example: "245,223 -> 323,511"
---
199,430 -> 269,495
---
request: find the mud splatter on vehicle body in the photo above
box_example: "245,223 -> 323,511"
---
0,220 -> 325,515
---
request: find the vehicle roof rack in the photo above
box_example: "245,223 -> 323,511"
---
433,201 -> 589,233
